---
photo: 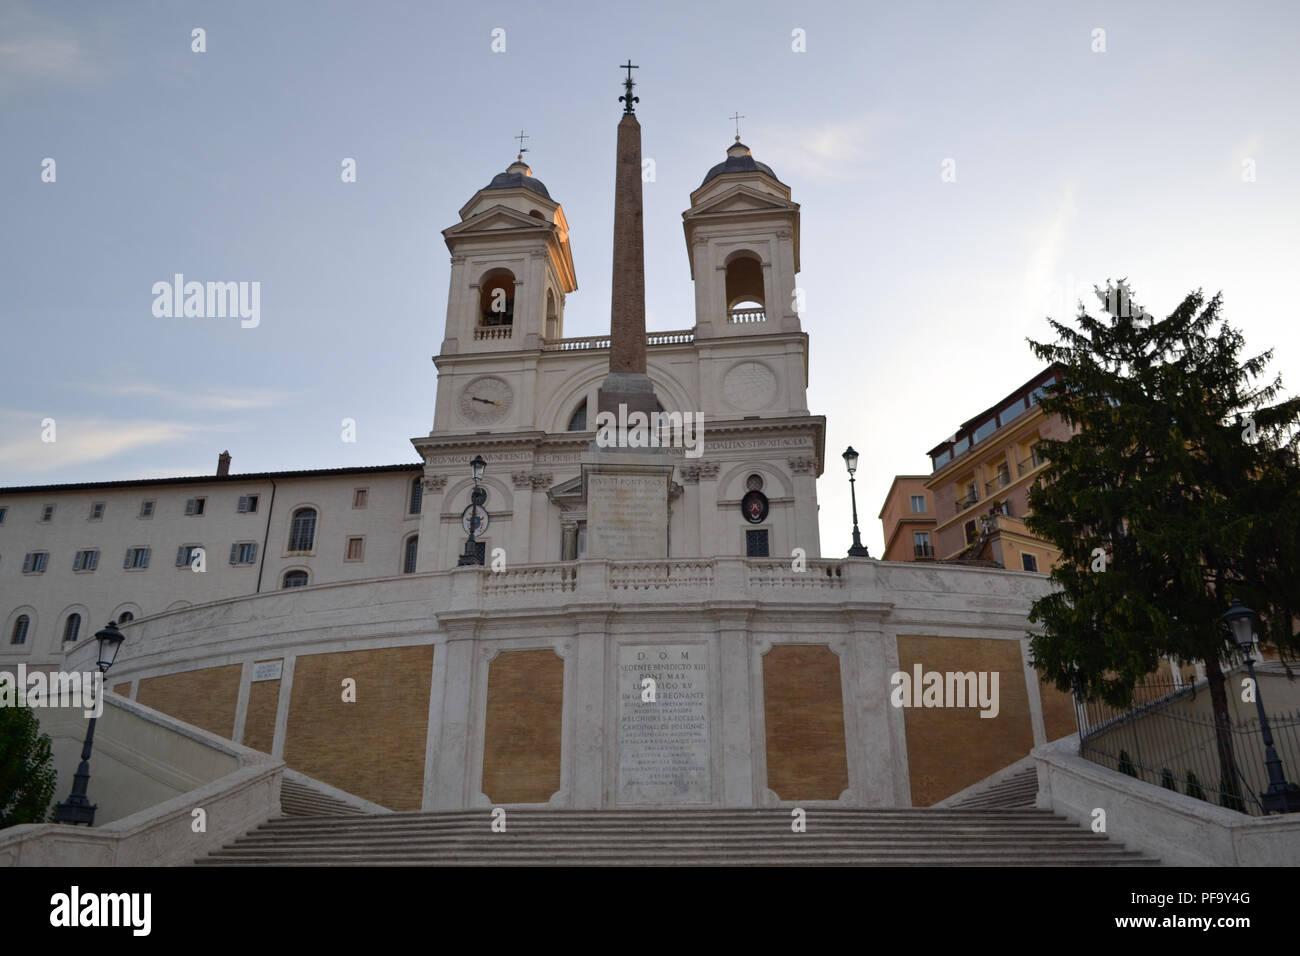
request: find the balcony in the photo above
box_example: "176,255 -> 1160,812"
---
985,472 -> 1011,496
1017,451 -> 1045,476
913,543 -> 935,559
727,308 -> 766,324
954,491 -> 979,513
540,329 -> 694,352
474,325 -> 513,341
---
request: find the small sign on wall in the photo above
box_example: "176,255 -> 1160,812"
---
251,660 -> 283,682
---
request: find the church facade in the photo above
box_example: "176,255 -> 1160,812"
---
8,94 -> 1076,813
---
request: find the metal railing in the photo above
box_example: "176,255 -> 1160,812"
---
1076,670 -> 1300,817
985,472 -> 1011,495
954,491 -> 979,512
913,543 -> 935,558
1017,452 -> 1044,476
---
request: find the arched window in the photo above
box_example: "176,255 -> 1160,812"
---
725,253 -> 765,319
545,289 -> 559,340
10,615 -> 29,645
403,535 -> 419,574
479,271 -> 515,327
288,507 -> 317,552
117,611 -> 135,624
567,400 -> 588,432
409,477 -> 423,515
282,570 -> 309,588
746,473 -> 765,491
63,613 -> 81,643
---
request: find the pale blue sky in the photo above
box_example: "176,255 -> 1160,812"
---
2,0 -> 1298,556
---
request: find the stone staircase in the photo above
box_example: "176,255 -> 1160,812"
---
279,778 -> 370,818
197,806 -> 1159,866
945,766 -> 1039,810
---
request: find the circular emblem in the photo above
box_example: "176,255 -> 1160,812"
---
461,505 -> 490,536
741,490 -> 768,524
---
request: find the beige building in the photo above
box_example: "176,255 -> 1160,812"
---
877,476 -> 936,562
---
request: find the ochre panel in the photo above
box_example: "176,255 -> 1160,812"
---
1038,677 -> 1077,742
481,648 -> 564,804
762,644 -> 849,801
112,682 -> 131,698
136,664 -> 242,739
242,674 -> 281,754
895,635 -> 1034,806
283,646 -> 434,810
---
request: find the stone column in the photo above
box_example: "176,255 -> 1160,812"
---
510,472 -> 534,564
569,611 -> 611,807
788,456 -> 820,557
696,461 -> 722,555
418,474 -> 448,571
714,609 -> 755,805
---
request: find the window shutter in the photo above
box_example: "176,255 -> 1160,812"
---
88,551 -> 98,571
23,553 -> 33,573
73,552 -> 82,571
124,549 -> 133,568
229,543 -> 239,564
141,547 -> 150,567
248,543 -> 257,563
176,546 -> 187,567
238,496 -> 248,512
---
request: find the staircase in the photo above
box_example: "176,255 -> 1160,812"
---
945,766 -> 1039,810
197,806 -> 1158,866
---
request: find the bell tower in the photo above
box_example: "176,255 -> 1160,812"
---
439,153 -> 577,356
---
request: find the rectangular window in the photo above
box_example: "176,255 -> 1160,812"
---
176,544 -> 203,567
184,497 -> 206,516
403,536 -> 419,573
909,495 -> 926,514
576,522 -> 587,558
22,551 -> 49,573
999,398 -> 1027,426
1021,553 -> 1039,572
124,546 -> 151,570
229,542 -> 258,565
964,520 -> 977,544
41,504 -> 54,522
0,506 -> 6,524
973,419 -> 997,444
952,436 -> 970,457
140,500 -> 155,519
913,531 -> 933,558
409,480 -> 423,515
746,529 -> 770,557
89,502 -> 105,521
73,549 -> 100,572
932,449 -> 951,470
237,495 -> 259,513
353,488 -> 368,509
346,536 -> 365,561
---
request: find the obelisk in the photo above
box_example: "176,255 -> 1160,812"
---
582,61 -> 673,559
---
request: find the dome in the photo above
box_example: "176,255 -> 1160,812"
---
700,140 -> 781,186
484,156 -> 552,199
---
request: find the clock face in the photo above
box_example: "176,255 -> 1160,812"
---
458,376 -> 514,426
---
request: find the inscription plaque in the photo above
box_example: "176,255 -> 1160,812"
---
617,643 -> 710,804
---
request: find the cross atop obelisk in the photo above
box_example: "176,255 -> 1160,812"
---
598,61 -> 656,418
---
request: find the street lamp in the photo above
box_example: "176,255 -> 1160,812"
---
1222,599 -> 1300,814
842,446 -> 870,558
457,455 -> 488,567
53,620 -> 125,826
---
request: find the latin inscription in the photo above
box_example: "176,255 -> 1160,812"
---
617,644 -> 710,804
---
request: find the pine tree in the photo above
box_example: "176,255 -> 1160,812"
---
1024,281 -> 1300,792
0,705 -> 58,828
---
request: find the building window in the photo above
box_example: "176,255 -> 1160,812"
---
10,615 -> 29,645
139,500 -> 155,519
63,613 -> 81,643
353,488 -> 368,509
124,546 -> 151,570
746,529 -> 770,557
288,508 -> 317,552
479,271 -> 515,327
282,570 -> 309,588
746,474 -> 765,492
229,542 -> 258,565
913,531 -> 933,558
22,552 -> 49,574
964,520 -> 978,545
909,495 -> 926,514
89,502 -> 105,521
1021,553 -> 1039,572
346,536 -> 365,561
117,611 -> 134,624
409,478 -> 423,516
184,497 -> 206,516
403,535 -> 418,573
973,419 -> 997,444
567,402 -> 588,432
40,504 -> 54,522
0,506 -> 7,524
73,549 -> 99,572
176,544 -> 204,567
237,495 -> 259,513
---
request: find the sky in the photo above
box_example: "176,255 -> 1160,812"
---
2,0 -> 1298,556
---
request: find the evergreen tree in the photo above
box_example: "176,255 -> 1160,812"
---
0,705 -> 58,828
1024,281 -> 1300,792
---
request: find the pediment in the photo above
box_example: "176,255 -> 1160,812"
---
684,184 -> 798,220
444,204 -> 553,239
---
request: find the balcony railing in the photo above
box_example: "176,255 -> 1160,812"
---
474,325 -> 513,340
955,491 -> 979,512
985,472 -> 1011,495
1017,452 -> 1045,476
728,308 -> 766,324
540,329 -> 694,352
913,543 -> 935,558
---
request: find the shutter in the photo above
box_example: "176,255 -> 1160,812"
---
73,552 -> 82,571
176,546 -> 187,567
88,551 -> 98,571
230,543 -> 239,564
141,547 -> 150,568
23,553 -> 33,573
124,549 -> 133,568
248,542 -> 257,563
185,499 -> 195,515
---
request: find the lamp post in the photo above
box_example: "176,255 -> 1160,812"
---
1222,599 -> 1300,814
53,620 -> 125,826
842,446 -> 870,558
457,455 -> 488,567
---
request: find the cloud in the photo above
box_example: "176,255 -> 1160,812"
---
1019,182 -> 1080,322
757,112 -> 892,183
0,413 -> 231,474
0,3 -> 109,98
86,383 -> 298,412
